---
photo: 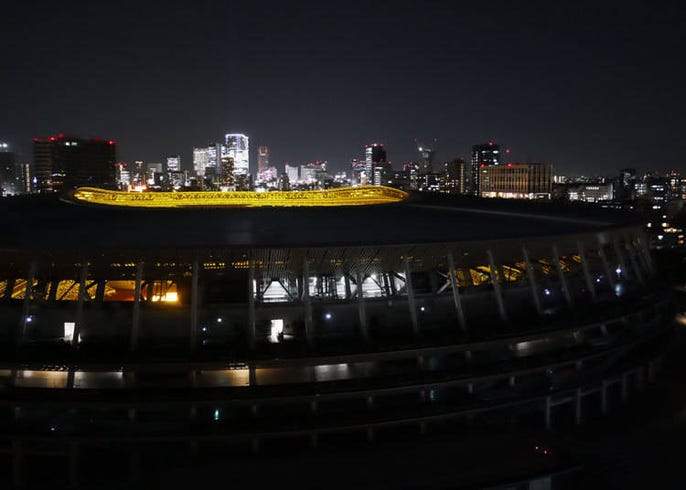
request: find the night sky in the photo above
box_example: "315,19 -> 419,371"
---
2,0 -> 685,175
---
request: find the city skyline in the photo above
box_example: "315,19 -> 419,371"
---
1,1 -> 685,175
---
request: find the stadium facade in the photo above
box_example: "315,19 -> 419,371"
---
0,189 -> 673,488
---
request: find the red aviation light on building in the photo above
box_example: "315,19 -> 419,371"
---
32,137 -> 39,142
58,133 -> 65,139
48,136 -> 57,142
505,148 -> 511,154
108,140 -> 115,145
507,163 -> 513,167
480,164 -> 486,168
488,141 -> 494,146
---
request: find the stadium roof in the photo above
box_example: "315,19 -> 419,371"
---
0,193 -> 645,252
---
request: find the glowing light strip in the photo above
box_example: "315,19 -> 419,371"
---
71,186 -> 409,208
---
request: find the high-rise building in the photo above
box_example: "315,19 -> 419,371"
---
479,162 -> 552,200
114,163 -> 131,190
220,156 -> 235,189
416,140 -> 436,173
166,155 -> 181,172
224,134 -> 249,178
33,135 -> 116,193
285,164 -> 299,184
257,146 -> 270,172
0,142 -> 17,196
350,158 -> 366,185
471,142 -> 501,196
444,158 -> 466,194
193,147 -> 209,177
364,143 -> 387,186
206,144 -> 220,176
300,163 -> 327,184
616,168 -> 637,202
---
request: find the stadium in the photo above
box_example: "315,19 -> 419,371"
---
0,187 -> 673,488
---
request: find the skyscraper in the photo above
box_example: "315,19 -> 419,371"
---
224,133 -> 249,177
364,143 -> 387,186
471,142 -> 501,196
193,147 -> 209,177
416,139 -> 436,173
444,158 -> 466,194
257,146 -> 270,172
33,134 -> 116,193
616,168 -> 637,201
0,142 -> 17,196
166,155 -> 180,172
285,164 -> 299,184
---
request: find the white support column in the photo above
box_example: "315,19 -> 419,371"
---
447,253 -> 467,333
544,396 -> 552,430
522,246 -> 543,316
17,260 -> 37,347
190,258 -> 199,354
130,261 -> 143,353
486,249 -> 508,322
597,240 -> 616,291
638,236 -> 655,276
303,259 -> 313,345
577,241 -> 597,302
344,273 -> 352,299
624,233 -> 645,286
612,237 -> 631,282
248,257 -> 256,348
356,269 -> 368,341
73,260 -> 89,346
552,244 -> 573,307
404,257 -> 420,336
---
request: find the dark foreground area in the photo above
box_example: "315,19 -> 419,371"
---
81,323 -> 684,490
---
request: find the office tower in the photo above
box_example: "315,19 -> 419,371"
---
114,163 -> 131,189
33,135 -> 116,192
285,164 -> 299,184
224,133 -> 249,177
416,140 -> 436,173
220,156 -> 235,189
350,158 -> 366,185
166,155 -> 181,172
193,147 -> 209,177
257,146 -> 270,172
300,163 -> 327,184
444,158 -> 466,194
616,168 -> 637,201
364,143 -> 387,186
471,142 -> 501,196
129,161 -> 144,187
479,162 -> 552,199
206,144 -> 220,175
18,163 -> 31,194
0,142 -> 17,196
